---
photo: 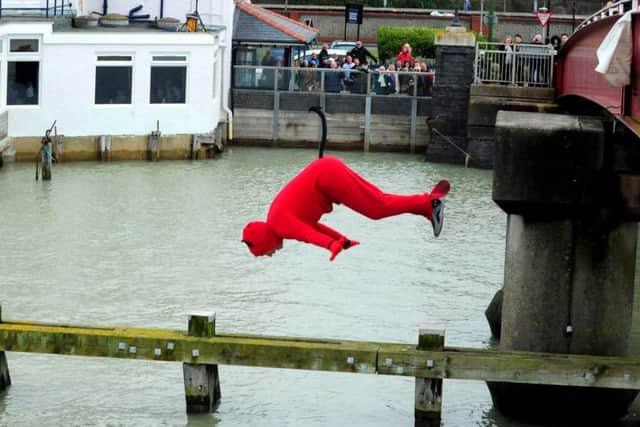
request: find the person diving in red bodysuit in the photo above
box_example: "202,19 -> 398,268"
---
242,156 -> 450,261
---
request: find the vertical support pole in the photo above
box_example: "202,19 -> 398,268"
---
364,96 -> 371,153
366,71 -> 371,95
100,135 -> 111,162
148,121 -> 161,161
41,146 -> 52,181
410,98 -> 418,154
183,313 -> 221,413
415,327 -> 444,427
272,91 -> 280,146
53,128 -> 63,163
0,305 -> 11,393
191,135 -> 201,160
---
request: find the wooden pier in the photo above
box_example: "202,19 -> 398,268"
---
1,307 -> 640,424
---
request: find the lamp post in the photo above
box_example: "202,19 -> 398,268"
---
480,0 -> 484,36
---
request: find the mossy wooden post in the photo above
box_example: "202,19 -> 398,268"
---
99,135 -> 111,162
0,305 -> 11,392
191,135 -> 201,160
415,327 -> 445,427
148,121 -> 160,161
183,313 -> 221,413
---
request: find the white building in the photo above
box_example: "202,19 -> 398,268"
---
0,0 -> 234,154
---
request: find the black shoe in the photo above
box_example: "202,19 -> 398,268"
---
431,199 -> 444,237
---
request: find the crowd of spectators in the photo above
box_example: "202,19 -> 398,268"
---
478,32 -> 567,86
289,41 -> 434,96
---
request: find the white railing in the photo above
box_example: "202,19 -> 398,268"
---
474,42 -> 556,87
576,0 -> 634,31
233,65 -> 435,97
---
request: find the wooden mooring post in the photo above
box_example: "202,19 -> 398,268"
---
0,306 -> 11,393
148,121 -> 161,161
415,328 -> 444,427
99,135 -> 112,162
183,313 -> 221,413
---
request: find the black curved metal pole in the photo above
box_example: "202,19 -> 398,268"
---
309,106 -> 327,158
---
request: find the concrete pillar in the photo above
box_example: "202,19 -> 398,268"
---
0,305 -> 11,393
488,111 -> 638,422
425,27 -> 475,165
183,313 -> 221,413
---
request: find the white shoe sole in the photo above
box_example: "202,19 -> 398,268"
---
432,199 -> 444,237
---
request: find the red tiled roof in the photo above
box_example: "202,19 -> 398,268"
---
236,1 -> 318,43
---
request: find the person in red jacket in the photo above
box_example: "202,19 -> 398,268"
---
397,43 -> 414,67
242,156 -> 450,261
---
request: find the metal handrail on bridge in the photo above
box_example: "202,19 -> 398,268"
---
474,42 -> 556,88
576,0 -> 636,31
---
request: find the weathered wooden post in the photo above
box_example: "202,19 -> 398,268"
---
99,135 -> 111,162
415,327 -> 444,427
183,313 -> 221,413
191,135 -> 201,160
53,127 -> 64,163
0,305 -> 11,392
41,142 -> 53,181
148,121 -> 161,161
489,111 -> 639,422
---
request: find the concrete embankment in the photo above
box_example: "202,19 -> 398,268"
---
4,129 -> 225,163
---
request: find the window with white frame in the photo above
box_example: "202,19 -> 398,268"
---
150,55 -> 187,104
10,39 -> 38,53
95,55 -> 133,105
7,38 -> 40,106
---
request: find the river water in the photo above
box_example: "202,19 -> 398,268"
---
0,147 -> 638,426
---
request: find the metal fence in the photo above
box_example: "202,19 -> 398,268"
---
474,42 -> 556,87
0,0 -> 69,18
233,65 -> 435,97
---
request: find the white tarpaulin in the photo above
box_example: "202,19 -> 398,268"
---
595,11 -> 633,87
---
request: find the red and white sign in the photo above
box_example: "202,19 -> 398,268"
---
536,10 -> 552,27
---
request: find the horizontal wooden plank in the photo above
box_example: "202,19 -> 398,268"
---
0,320 -> 379,374
2,320 -> 640,389
377,346 -> 640,389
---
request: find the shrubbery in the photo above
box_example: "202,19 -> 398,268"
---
377,27 -> 438,63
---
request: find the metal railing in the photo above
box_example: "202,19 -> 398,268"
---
474,42 -> 556,87
0,1 -> 70,19
576,0 -> 635,31
233,65 -> 435,97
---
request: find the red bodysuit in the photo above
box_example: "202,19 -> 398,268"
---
242,156 -> 449,258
